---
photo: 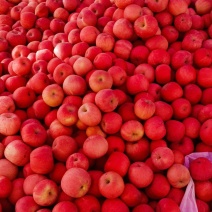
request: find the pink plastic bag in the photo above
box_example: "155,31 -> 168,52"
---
179,152 -> 212,212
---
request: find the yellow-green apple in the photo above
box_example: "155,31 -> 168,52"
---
74,195 -> 101,212
134,15 -> 158,39
151,147 -> 174,170
168,0 -> 188,16
101,198 -> 129,212
167,164 -> 191,188
23,174 -> 47,196
88,70 -> 113,92
78,102 -> 101,126
194,180 -> 212,202
8,178 -> 25,205
42,84 -> 64,107
104,152 -> 130,177
0,113 -> 21,136
155,64 -> 173,85
66,152 -> 89,170
95,32 -> 115,52
106,135 -> 125,154
4,139 -> 32,166
145,173 -> 171,199
99,171 -> 125,199
134,98 -> 155,120
0,96 -> 15,114
156,198 -> 180,212
33,179 -> 59,207
52,201 -> 78,212
95,88 -> 119,112
30,145 -> 54,175
120,120 -> 144,142
52,135 -> 78,162
0,158 -> 18,180
77,7 -> 97,29
83,135 -> 108,159
61,167 -> 91,198
15,196 -> 40,212
0,176 -> 12,198
57,103 -> 78,126
101,112 -> 122,134
93,52 -> 113,70
128,162 -> 153,188
189,157 -> 212,181
113,18 -> 134,40
20,121 -> 47,147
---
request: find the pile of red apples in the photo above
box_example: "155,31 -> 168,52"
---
0,0 -> 212,211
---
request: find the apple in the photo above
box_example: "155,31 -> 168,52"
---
66,152 -> 89,170
134,15 -> 158,39
168,0 -> 188,16
61,167 -> 91,198
30,145 -> 54,175
194,180 -> 212,202
83,135 -> 108,159
0,175 -> 12,198
151,147 -> 175,170
4,139 -> 32,166
33,179 -> 59,207
15,196 -> 40,212
196,199 -> 210,212
99,171 -> 125,199
199,119 -> 212,146
189,157 -> 212,181
88,69 -> 113,92
52,201 -> 78,212
101,198 -> 129,212
156,198 -> 180,212
93,52 -> 113,70
0,95 -> 15,114
195,0 -> 212,15
78,102 -> 102,127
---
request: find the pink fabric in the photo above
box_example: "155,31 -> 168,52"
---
179,152 -> 212,212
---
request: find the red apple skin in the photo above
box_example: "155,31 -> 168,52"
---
145,173 -> 171,200
189,157 -> 212,181
52,135 -> 78,162
66,152 -> 89,170
0,176 -> 12,198
4,139 -> 31,166
154,101 -> 173,121
183,84 -> 202,105
0,95 -> 15,114
128,162 -> 154,188
144,116 -> 166,141
106,135 -> 125,154
199,119 -> 212,146
61,167 -> 91,198
52,201 -> 78,212
156,198 -> 180,212
196,199 -> 210,212
194,180 -> 212,202
0,113 -> 21,136
167,164 -> 191,188
101,198 -> 129,212
0,159 -> 19,180
167,187 -> 185,205
183,117 -> 201,139
120,183 -> 148,208
23,174 -> 47,196
33,179 -> 59,207
83,135 -> 108,159
151,147 -> 175,170
15,196 -> 40,212
74,194 -> 101,212
99,171 -> 125,199
30,145 -> 54,175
